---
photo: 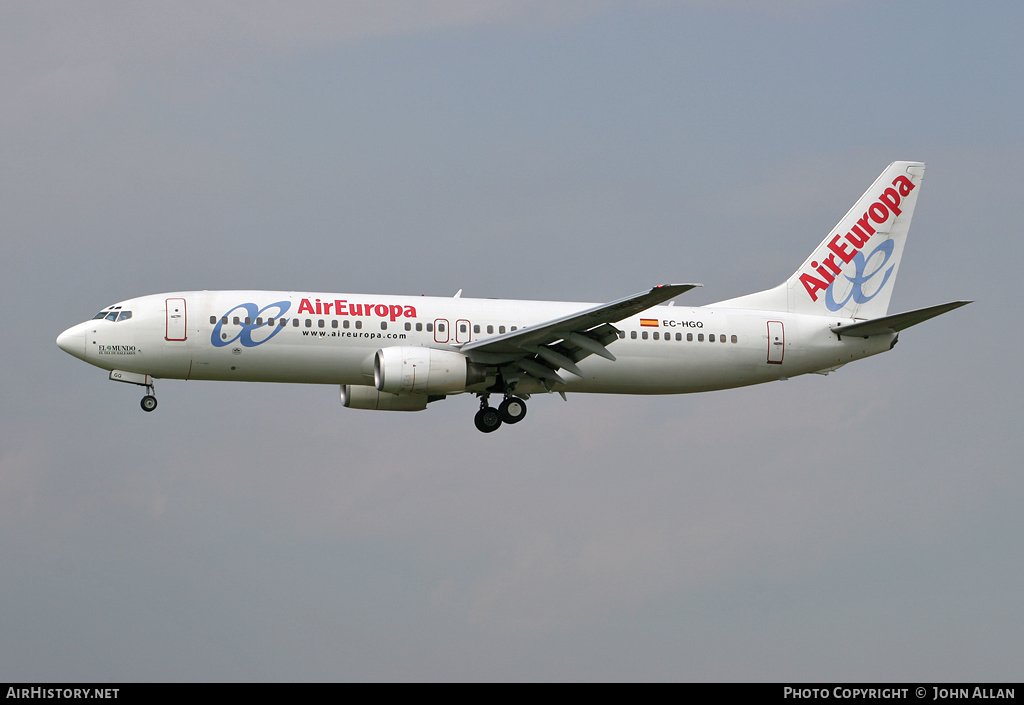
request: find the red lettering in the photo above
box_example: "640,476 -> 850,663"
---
868,202 -> 889,224
298,298 -> 315,314
856,213 -> 877,237
878,187 -> 902,216
404,306 -> 417,318
892,174 -> 915,196
800,273 -> 830,301
846,225 -> 871,248
389,305 -> 403,322
813,262 -> 835,283
375,304 -> 388,317
801,175 -> 916,303
828,234 -> 856,264
821,253 -> 842,276
350,303 -> 363,316
323,301 -> 333,315
335,300 -> 347,315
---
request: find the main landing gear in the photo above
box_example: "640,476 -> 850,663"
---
474,393 -> 528,433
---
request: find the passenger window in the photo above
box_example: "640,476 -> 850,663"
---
381,322 -> 387,330
268,318 -> 275,326
653,332 -> 659,340
343,320 -> 350,329
642,331 -> 648,340
721,335 -> 727,343
731,335 -> 738,343
473,325 -> 480,333
499,326 -> 506,334
511,326 -> 518,331
355,321 -> 362,329
427,323 -> 433,332
293,319 -> 299,327
279,319 -> 286,326
630,331 -> 637,339
210,316 -> 217,325
698,334 -> 704,342
305,319 -> 312,328
256,317 -> 263,326
233,317 -> 240,325
618,331 -> 626,339
318,319 -> 325,328
415,323 -> 422,332
245,317 -> 252,325
676,333 -> 682,341
406,323 -> 412,331
438,323 -> 446,332
709,334 -> 715,342
222,316 -> 229,325
460,324 -> 467,333
687,333 -> 693,341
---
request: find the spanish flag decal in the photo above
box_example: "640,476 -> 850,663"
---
639,318 -> 659,327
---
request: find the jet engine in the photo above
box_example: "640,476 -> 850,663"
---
374,347 -> 488,395
340,385 -> 430,411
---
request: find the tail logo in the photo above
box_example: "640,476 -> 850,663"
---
799,174 -> 915,306
824,239 -> 895,312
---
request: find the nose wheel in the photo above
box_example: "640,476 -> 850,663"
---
140,394 -> 158,412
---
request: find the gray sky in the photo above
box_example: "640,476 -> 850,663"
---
2,0 -> 1021,681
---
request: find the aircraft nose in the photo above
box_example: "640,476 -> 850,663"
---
56,323 -> 87,360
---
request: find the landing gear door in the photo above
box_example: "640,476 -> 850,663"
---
166,298 -> 187,341
767,320 -> 784,364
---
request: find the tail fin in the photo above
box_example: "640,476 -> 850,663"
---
715,161 -> 926,319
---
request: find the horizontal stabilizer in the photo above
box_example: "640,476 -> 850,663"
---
830,301 -> 971,338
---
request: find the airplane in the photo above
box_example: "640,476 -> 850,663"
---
57,161 -> 969,433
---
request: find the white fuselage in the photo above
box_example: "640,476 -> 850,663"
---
57,290 -> 895,395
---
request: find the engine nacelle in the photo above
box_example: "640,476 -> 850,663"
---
340,385 -> 429,411
374,346 -> 487,394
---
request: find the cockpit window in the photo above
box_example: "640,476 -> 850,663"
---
94,309 -> 133,322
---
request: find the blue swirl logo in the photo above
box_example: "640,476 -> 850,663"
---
825,240 -> 895,312
211,301 -> 291,347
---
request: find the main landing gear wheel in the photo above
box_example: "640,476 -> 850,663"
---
498,396 -> 527,424
474,406 -> 502,433
140,395 -> 158,412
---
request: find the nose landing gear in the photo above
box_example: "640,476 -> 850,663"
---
140,392 -> 158,412
108,370 -> 158,412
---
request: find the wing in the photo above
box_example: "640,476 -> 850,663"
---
460,284 -> 701,389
